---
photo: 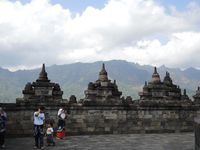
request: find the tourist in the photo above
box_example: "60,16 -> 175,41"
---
0,107 -> 7,149
56,107 -> 67,139
33,106 -> 45,149
46,123 -> 55,146
57,107 -> 67,130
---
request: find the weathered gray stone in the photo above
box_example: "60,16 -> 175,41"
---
1,64 -> 199,137
83,64 -> 122,106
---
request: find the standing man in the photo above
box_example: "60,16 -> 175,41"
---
0,107 -> 7,149
34,106 -> 45,149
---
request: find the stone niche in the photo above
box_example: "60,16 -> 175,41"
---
193,87 -> 200,104
138,67 -> 192,106
82,63 -> 123,106
16,64 -> 66,105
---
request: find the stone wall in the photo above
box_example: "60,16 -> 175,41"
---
195,116 -> 200,150
1,103 -> 65,136
1,103 -> 198,136
66,106 -> 196,135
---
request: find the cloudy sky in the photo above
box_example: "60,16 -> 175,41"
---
1,0 -> 200,71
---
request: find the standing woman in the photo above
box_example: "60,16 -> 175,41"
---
33,106 -> 45,149
56,107 -> 67,139
57,107 -> 66,130
0,107 -> 7,149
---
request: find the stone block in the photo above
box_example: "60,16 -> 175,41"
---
22,123 -> 32,130
88,110 -> 100,115
105,113 -> 117,119
76,119 -> 84,123
73,124 -> 85,129
144,114 -> 152,119
73,115 -> 86,119
105,127 -> 110,132
142,119 -> 152,127
23,115 -> 31,120
151,121 -> 161,127
138,113 -> 144,118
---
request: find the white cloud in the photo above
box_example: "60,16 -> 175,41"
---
122,32 -> 200,68
0,0 -> 200,70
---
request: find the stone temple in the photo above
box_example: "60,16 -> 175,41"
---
2,63 -> 199,137
17,64 -> 63,104
83,63 -> 122,105
193,86 -> 200,103
139,67 -> 190,102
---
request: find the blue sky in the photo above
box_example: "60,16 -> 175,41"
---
10,0 -> 200,12
10,0 -> 107,12
50,0 -> 107,13
158,0 -> 200,10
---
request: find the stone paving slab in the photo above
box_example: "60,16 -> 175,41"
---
5,133 -> 194,150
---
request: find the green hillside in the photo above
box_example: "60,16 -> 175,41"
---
0,60 -> 199,103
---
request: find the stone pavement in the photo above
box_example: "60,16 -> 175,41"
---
5,133 -> 194,150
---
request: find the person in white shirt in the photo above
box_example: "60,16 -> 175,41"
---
33,106 -> 45,149
57,107 -> 66,130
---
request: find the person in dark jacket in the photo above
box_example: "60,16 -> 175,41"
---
0,107 -> 7,149
57,107 -> 67,130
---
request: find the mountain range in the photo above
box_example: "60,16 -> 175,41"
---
0,60 -> 200,103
